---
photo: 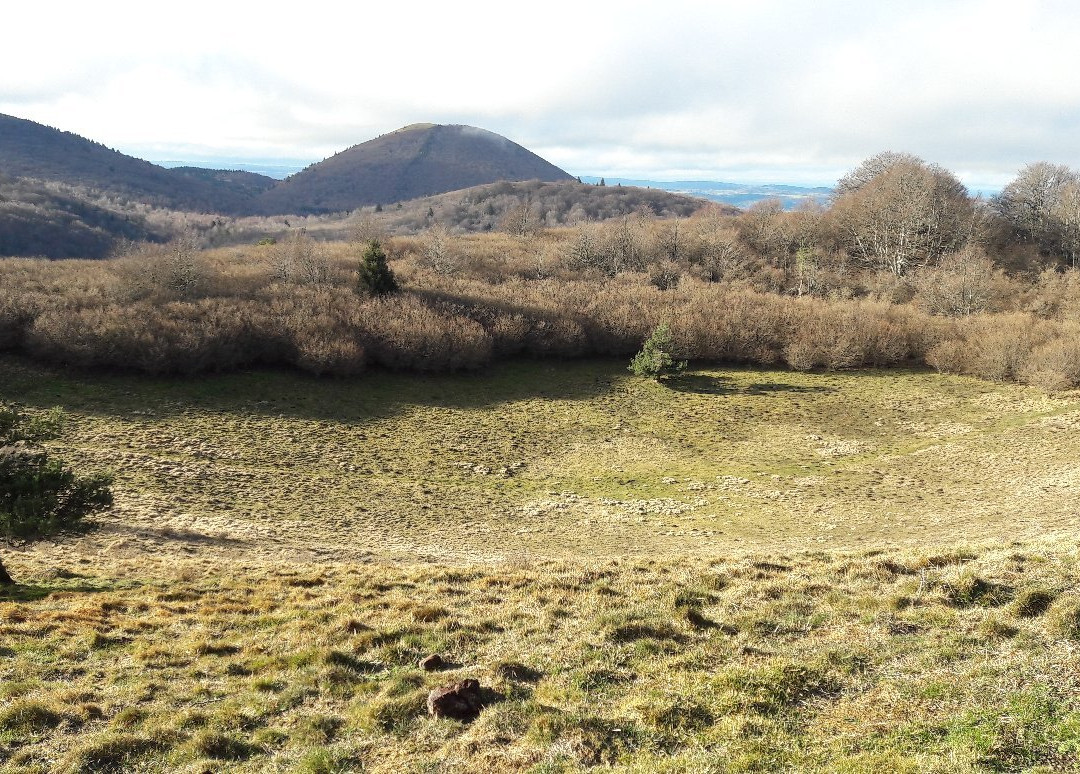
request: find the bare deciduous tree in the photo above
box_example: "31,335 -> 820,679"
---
499,193 -> 541,238
738,198 -> 793,265
995,162 -> 1080,269
834,151 -> 924,196
421,223 -> 458,274
272,230 -> 331,285
829,155 -> 973,276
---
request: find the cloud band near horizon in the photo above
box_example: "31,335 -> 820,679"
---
3,0 -> 1078,189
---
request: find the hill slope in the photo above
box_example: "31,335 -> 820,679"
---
0,175 -> 167,258
165,166 -> 278,201
0,113 -> 275,213
376,178 -> 718,233
250,123 -> 574,215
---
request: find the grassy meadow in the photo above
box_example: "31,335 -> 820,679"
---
2,354 -> 1080,771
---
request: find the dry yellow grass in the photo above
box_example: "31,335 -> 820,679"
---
3,546 -> 1079,772
1,355 -> 1079,771
2,355 -> 1078,568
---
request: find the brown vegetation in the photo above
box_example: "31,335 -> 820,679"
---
4,150 -> 1080,389
0,206 -> 1079,389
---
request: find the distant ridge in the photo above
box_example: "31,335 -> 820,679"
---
0,113 -> 276,213
249,123 -> 574,215
578,176 -> 834,210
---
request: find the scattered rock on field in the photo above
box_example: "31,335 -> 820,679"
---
420,654 -> 446,671
427,679 -> 485,720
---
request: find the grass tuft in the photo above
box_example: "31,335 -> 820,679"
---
1047,596 -> 1080,639
60,733 -> 166,773
187,729 -> 261,761
0,699 -> 68,734
1010,587 -> 1058,618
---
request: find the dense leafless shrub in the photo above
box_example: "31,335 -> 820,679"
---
270,230 -> 332,285
649,261 -> 682,290
1021,333 -> 1080,390
350,212 -> 388,247
353,296 -> 492,371
913,247 -> 1003,316
3,224 -> 1080,387
115,230 -> 212,301
783,300 -> 918,371
1023,269 -> 1080,320
925,338 -> 969,376
26,300 -> 273,374
966,315 -> 1042,382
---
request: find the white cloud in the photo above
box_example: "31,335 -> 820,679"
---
3,0 -> 1080,187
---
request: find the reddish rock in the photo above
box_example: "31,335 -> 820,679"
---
419,654 -> 446,671
427,679 -> 484,720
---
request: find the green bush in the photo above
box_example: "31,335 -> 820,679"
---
0,446 -> 113,538
357,239 -> 398,296
1,404 -> 113,584
629,323 -> 686,380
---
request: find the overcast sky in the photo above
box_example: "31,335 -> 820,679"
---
3,0 -> 1078,188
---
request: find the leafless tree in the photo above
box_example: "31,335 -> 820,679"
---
1055,181 -> 1080,269
421,223 -> 458,274
834,151 -> 924,196
272,229 -> 331,285
829,155 -> 973,276
500,193 -> 540,238
995,162 -> 1080,269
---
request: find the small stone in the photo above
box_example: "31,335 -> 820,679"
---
427,679 -> 484,720
419,654 -> 446,671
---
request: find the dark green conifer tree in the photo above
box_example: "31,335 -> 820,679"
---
629,324 -> 686,380
357,239 -> 398,296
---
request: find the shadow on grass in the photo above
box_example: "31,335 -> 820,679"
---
123,525 -> 246,547
744,382 -> 836,395
663,373 -> 737,395
0,581 -> 116,603
0,353 -> 635,424
664,373 -> 836,396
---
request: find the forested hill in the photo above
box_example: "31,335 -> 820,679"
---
376,178 -> 721,233
247,123 -> 575,215
0,113 -> 275,214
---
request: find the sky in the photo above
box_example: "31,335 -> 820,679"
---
3,0 -> 1080,189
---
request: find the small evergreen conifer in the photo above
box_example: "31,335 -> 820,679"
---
629,324 -> 686,380
357,240 -> 398,296
1,405 -> 113,584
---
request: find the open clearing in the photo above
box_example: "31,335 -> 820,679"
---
2,355 -> 1079,571
2,356 -> 1080,772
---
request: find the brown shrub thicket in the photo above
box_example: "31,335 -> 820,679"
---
926,314 -> 1080,387
2,226 -> 1080,389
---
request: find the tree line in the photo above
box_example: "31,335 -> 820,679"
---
0,152 -> 1078,388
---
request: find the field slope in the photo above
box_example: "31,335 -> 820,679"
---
1,357 -> 1079,772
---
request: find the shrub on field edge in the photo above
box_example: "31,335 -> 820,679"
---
630,323 -> 687,380
0,404 -> 113,585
